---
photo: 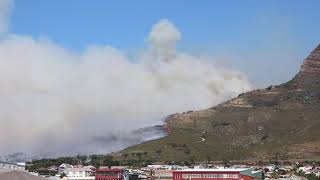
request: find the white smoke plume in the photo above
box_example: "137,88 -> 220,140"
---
147,19 -> 180,62
0,0 -> 12,34
0,7 -> 252,156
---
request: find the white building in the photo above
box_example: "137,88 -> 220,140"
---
0,161 -> 25,172
62,167 -> 94,180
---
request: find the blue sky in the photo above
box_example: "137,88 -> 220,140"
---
8,0 -> 320,87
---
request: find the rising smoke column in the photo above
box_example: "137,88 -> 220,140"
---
147,19 -> 181,62
0,0 -> 13,34
0,1 -> 252,156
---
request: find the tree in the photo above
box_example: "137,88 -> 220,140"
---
223,158 -> 230,167
156,149 -> 162,159
102,155 -> 114,167
76,155 -> 88,165
306,173 -> 318,180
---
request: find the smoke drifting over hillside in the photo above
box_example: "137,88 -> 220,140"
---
0,1 -> 251,156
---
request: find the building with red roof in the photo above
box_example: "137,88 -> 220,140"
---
95,168 -> 129,180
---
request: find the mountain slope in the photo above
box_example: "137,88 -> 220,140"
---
117,44 -> 320,162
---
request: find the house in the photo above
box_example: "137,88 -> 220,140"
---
59,163 -> 74,174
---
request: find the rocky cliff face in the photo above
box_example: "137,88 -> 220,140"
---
289,44 -> 320,89
300,44 -> 320,74
120,44 -> 320,162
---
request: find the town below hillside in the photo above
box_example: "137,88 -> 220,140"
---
1,157 -> 320,180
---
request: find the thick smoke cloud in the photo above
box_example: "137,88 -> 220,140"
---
0,2 -> 251,156
0,0 -> 12,34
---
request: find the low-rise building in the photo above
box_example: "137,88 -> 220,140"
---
63,167 -> 94,180
143,164 -> 187,179
59,163 -> 74,174
153,169 -> 173,180
0,161 -> 25,172
95,168 -> 129,180
173,168 -> 262,180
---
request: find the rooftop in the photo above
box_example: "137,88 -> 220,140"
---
0,161 -> 25,167
66,167 -> 93,172
96,168 -> 123,172
174,168 -> 251,172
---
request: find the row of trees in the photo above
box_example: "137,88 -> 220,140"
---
27,155 -> 120,172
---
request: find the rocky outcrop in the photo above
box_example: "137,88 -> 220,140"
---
300,44 -> 320,74
285,44 -> 320,90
